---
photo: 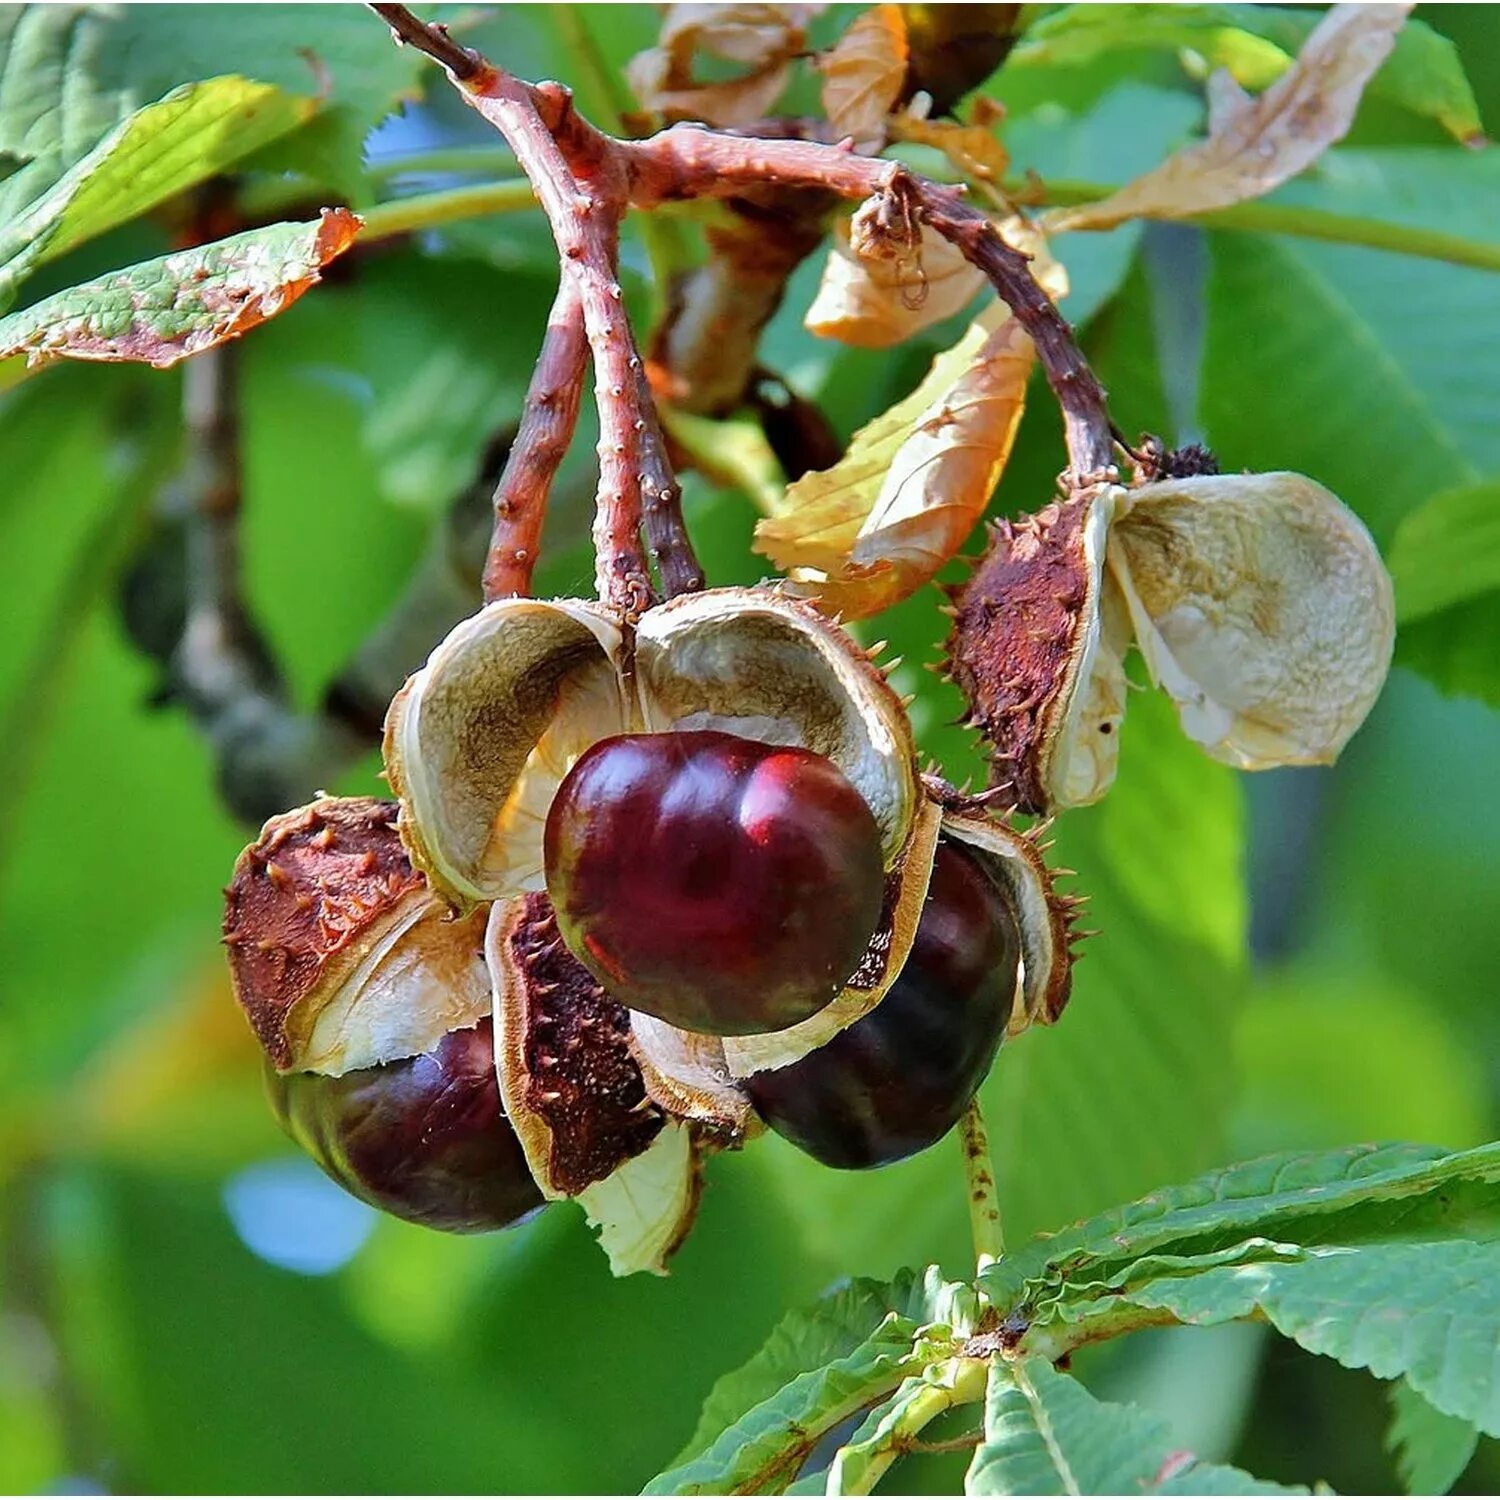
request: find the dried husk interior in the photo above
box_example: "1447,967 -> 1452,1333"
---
384,598 -> 625,906
634,587 -> 919,865
627,1014 -> 756,1135
939,809 -> 1076,1033
1108,472 -> 1395,768
720,795 -> 943,1077
487,894 -> 702,1276
225,798 -> 488,1075
299,900 -> 492,1076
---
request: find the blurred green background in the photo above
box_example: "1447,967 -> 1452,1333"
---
2,3 -> 1499,1493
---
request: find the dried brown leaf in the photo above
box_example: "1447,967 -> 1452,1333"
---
818,4 -> 909,151
1047,3 -> 1412,232
804,216 -> 985,348
890,110 -> 1011,193
760,308 -> 1036,619
627,3 -> 816,127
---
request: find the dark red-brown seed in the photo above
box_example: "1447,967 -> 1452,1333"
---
544,730 -> 885,1036
266,1019 -> 544,1233
745,839 -> 1019,1169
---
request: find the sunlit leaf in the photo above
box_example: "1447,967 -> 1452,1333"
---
1386,480 -> 1500,625
1047,4 -> 1412,233
0,209 -> 361,372
818,4 -> 907,152
0,75 -> 314,308
1008,3 -> 1484,145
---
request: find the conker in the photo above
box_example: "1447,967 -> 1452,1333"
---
745,839 -> 1019,1169
544,730 -> 885,1036
266,1018 -> 544,1233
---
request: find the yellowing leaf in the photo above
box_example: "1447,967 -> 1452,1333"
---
818,4 -> 908,151
1047,3 -> 1413,233
627,3 -> 815,127
759,307 -> 1036,619
890,107 -> 1011,194
804,217 -> 985,348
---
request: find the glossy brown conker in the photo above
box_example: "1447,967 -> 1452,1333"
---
745,838 -> 1019,1169
543,730 -> 885,1037
266,1018 -> 544,1233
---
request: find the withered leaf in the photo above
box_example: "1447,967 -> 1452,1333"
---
627,3 -> 815,128
889,107 -> 1011,195
769,225 -> 1065,619
0,208 -> 360,372
818,4 -> 908,151
804,216 -> 985,349
1047,3 -> 1413,233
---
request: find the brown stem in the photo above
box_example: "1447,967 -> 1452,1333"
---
482,280 -> 587,601
369,4 -> 1115,497
624,131 -> 1116,484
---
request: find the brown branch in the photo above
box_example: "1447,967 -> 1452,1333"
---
370,3 -> 1116,516
482,280 -> 587,601
623,129 -> 1117,484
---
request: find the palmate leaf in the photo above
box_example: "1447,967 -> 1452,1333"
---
1200,226 -> 1500,707
966,1356 -> 1304,1496
0,210 -> 361,373
1006,3 -> 1483,143
1085,1240 -> 1500,1438
670,1266 -> 972,1468
0,75 -> 313,309
982,1140 -> 1500,1312
643,1315 -> 935,1496
1387,1378 -> 1479,1495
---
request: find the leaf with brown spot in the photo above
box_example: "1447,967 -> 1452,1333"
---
0,209 -> 361,374
818,4 -> 908,151
1046,3 -> 1413,233
627,3 -> 816,128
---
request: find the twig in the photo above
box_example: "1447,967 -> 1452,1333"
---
171,348 -> 366,821
365,7 -> 1116,493
958,1095 -> 1005,1273
623,132 -> 1116,484
483,281 -> 588,601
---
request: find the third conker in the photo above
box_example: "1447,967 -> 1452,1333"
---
544,730 -> 885,1036
267,1018 -> 543,1233
745,838 -> 1019,1169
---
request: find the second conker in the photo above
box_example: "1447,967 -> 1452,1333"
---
267,1018 -> 544,1233
544,730 -> 885,1036
745,838 -> 1019,1169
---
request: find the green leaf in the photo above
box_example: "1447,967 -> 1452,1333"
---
0,209 -> 361,373
670,1266 -> 972,1469
1387,481 -> 1500,623
1202,227 -> 1500,708
1202,232 -> 1500,545
982,1141 -> 1500,1314
1387,1378 -> 1478,1495
643,1315 -> 937,1495
0,75 -> 313,307
966,1356 -> 1304,1496
1008,5 -> 1484,143
1100,1240 -> 1500,1437
826,1357 -> 987,1495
